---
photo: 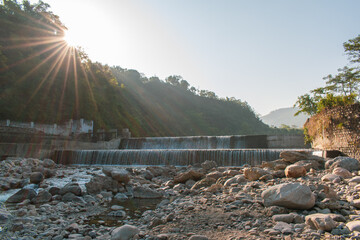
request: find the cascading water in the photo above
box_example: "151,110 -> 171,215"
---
53,135 -> 309,166
119,135 -> 267,149
54,148 -> 287,166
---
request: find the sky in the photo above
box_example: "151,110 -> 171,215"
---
42,0 -> 360,116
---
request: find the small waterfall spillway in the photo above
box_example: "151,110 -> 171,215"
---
54,135 -> 309,166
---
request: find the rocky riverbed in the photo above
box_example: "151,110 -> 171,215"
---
1,151 -> 360,239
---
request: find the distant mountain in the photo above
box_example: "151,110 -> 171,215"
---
261,107 -> 309,128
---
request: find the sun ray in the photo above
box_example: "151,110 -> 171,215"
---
14,42 -> 68,85
57,47 -> 72,121
0,40 -> 64,72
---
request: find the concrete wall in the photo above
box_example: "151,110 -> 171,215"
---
0,119 -> 93,136
0,138 -> 121,160
267,135 -> 309,149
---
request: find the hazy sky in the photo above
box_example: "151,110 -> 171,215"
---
43,0 -> 360,115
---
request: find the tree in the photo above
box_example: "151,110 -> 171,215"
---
165,75 -> 182,86
179,79 -> 190,90
344,34 -> 360,63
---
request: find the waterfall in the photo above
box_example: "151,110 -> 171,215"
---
119,135 -> 267,149
53,148 -> 296,166
53,135 -> 309,166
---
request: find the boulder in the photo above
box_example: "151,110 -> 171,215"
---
43,168 -> 56,178
102,167 -> 113,177
325,156 -> 360,172
6,189 -> 37,203
146,166 -> 170,177
201,160 -> 217,171
32,190 -> 52,204
206,171 -> 223,180
280,151 -> 310,163
62,192 -> 86,203
111,224 -> 139,240
86,175 -> 122,194
59,182 -> 82,196
174,170 -> 204,184
349,176 -> 360,183
133,186 -> 162,199
321,174 -> 341,182
243,167 -> 269,181
332,167 -> 352,178
305,213 -> 337,231
30,172 -> 44,184
346,220 -> 360,232
111,169 -> 130,184
224,175 -> 247,187
262,183 -> 315,210
262,159 -> 289,170
42,159 -> 56,168
191,177 -> 216,190
284,165 -> 306,178
292,160 -> 322,171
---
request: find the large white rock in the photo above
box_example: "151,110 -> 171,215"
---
111,224 -> 139,240
262,183 -> 315,210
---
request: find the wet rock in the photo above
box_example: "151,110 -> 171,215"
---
332,167 -> 352,178
6,188 -> 37,203
32,190 -> 52,204
262,182 -> 315,210
284,165 -> 306,178
201,160 -> 217,171
30,172 -> 44,184
174,170 -> 204,184
111,169 -> 130,184
191,177 -> 216,190
111,224 -> 140,240
59,182 -> 82,196
305,213 -> 337,231
244,167 -> 269,181
326,156 -> 360,172
133,186 -> 162,199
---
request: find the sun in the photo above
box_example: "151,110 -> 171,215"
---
63,29 -> 83,47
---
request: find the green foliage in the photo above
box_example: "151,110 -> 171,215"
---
317,93 -> 357,112
344,34 -> 360,63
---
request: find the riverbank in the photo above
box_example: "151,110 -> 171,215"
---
1,152 -> 360,239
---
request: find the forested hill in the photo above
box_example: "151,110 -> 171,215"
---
0,1 -> 293,137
